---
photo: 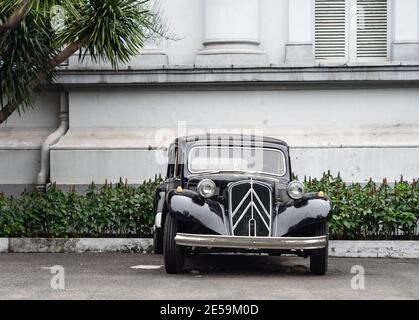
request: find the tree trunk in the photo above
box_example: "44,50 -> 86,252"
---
0,0 -> 33,34
0,37 -> 88,124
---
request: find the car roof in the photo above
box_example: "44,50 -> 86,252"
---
175,134 -> 288,147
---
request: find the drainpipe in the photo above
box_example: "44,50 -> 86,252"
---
36,92 -> 69,192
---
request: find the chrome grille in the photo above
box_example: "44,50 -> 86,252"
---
228,179 -> 273,237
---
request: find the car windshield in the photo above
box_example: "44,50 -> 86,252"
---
188,146 -> 286,176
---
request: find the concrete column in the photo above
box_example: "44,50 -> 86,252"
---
134,39 -> 169,67
392,0 -> 419,62
195,0 -> 268,66
122,0 -> 168,67
285,0 -> 314,64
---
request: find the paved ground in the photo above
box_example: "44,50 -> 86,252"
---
0,253 -> 418,299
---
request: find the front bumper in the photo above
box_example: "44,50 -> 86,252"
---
175,233 -> 327,250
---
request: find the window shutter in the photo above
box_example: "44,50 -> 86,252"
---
315,0 -> 347,60
355,0 -> 388,58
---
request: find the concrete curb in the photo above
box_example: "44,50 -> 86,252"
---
6,238 -> 153,253
0,238 -> 418,258
329,240 -> 419,259
76,238 -> 153,253
0,238 -> 8,253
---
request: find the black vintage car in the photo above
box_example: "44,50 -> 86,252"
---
153,134 -> 332,275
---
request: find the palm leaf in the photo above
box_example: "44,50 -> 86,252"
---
0,0 -> 173,122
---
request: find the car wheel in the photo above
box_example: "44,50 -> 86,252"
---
153,227 -> 163,254
163,214 -> 185,274
310,222 -> 328,275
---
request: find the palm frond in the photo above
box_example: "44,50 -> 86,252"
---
1,1 -> 56,113
0,0 -> 175,121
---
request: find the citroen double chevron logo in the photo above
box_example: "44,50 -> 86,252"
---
231,178 -> 271,236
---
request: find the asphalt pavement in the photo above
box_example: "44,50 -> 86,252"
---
0,253 -> 418,299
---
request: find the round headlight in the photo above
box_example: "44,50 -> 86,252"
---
197,179 -> 216,198
287,181 -> 305,200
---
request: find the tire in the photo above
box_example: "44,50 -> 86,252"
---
163,214 -> 185,274
153,227 -> 163,254
310,222 -> 329,275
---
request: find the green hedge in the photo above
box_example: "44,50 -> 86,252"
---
0,173 -> 418,239
305,172 -> 419,240
0,177 -> 162,238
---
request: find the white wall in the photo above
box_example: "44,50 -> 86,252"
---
68,88 -> 419,129
159,0 -> 289,65
0,93 -> 60,187
259,0 -> 289,64
393,0 -> 419,41
67,0 -> 290,66
65,0 -> 419,66
51,149 -> 166,185
0,92 -> 60,128
47,87 -> 419,185
158,0 -> 205,65
291,147 -> 419,182
3,0 -> 419,189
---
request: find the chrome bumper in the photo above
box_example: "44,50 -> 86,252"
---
175,233 -> 327,250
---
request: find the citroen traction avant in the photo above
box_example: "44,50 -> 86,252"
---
153,135 -> 332,275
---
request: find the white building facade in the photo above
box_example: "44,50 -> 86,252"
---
1,0 -> 419,195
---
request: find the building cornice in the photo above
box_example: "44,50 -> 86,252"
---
53,65 -> 419,90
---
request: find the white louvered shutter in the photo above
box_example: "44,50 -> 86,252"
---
355,0 -> 388,59
315,0 -> 347,60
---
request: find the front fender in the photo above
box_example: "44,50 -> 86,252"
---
274,193 -> 333,236
153,185 -> 166,228
155,187 -> 166,214
167,190 -> 228,235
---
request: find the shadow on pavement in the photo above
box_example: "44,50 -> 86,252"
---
185,254 -> 311,275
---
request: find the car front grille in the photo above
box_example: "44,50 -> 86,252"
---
228,179 -> 273,237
